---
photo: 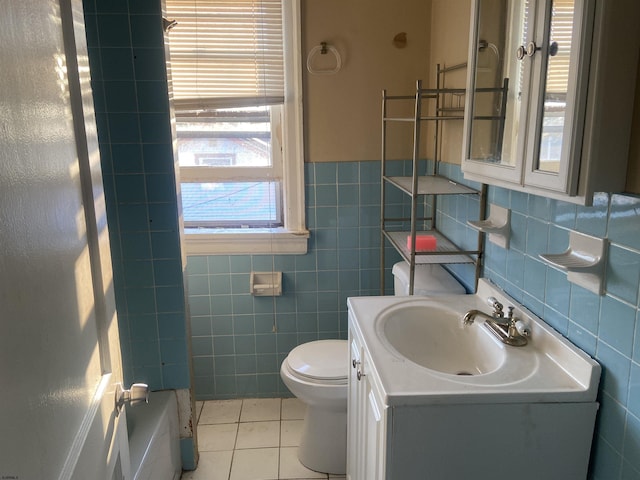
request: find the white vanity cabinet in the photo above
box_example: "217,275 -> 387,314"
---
346,292 -> 599,480
462,0 -> 640,205
347,329 -> 387,480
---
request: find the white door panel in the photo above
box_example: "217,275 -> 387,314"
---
0,1 -> 129,479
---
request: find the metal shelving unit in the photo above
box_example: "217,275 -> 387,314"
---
380,64 -> 506,295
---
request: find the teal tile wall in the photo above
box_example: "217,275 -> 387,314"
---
186,160 -> 483,399
83,0 -> 190,392
188,161 -> 402,398
437,165 -> 640,479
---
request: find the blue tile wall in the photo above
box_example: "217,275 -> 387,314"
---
186,160 -> 484,400
438,165 -> 640,479
83,0 -> 190,392
187,161 -> 405,399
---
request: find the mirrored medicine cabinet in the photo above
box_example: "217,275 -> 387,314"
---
461,0 -> 640,205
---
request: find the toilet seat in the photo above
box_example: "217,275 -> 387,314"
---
286,340 -> 348,382
285,363 -> 347,386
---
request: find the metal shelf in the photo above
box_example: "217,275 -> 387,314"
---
380,63 -> 492,295
383,175 -> 479,196
383,230 -> 479,264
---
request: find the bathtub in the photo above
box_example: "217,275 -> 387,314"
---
126,390 -> 182,480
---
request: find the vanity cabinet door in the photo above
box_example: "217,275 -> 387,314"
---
347,335 -> 363,480
347,330 -> 387,480
462,0 -> 639,204
362,381 -> 386,480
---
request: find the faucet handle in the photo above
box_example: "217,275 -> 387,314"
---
487,296 -> 503,317
505,307 -> 531,339
515,320 -> 531,337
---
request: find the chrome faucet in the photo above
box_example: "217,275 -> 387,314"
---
462,297 -> 530,347
462,296 -> 504,325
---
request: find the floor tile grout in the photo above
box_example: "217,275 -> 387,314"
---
183,398 -> 344,480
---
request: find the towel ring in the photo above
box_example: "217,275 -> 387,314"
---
306,42 -> 342,75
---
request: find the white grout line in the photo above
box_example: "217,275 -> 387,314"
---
197,398 -> 335,480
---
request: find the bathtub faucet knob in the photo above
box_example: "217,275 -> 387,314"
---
127,383 -> 150,406
116,383 -> 150,412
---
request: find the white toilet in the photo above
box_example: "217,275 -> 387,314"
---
280,339 -> 348,474
279,262 -> 464,474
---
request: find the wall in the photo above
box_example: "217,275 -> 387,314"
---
82,0 -> 195,468
423,0 -> 469,167
186,156 -> 480,399
187,160 -> 412,397
303,0 -> 432,162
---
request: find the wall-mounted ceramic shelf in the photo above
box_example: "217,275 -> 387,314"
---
539,231 -> 607,295
467,204 -> 510,249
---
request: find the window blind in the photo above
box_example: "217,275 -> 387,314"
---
520,0 -> 574,97
546,0 -> 574,95
166,0 -> 285,111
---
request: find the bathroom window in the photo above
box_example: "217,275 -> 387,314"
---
165,0 -> 307,254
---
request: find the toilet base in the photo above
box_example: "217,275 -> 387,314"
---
298,406 -> 347,475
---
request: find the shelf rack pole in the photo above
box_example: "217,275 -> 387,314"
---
434,64 -> 442,177
408,80 -> 423,295
380,89 -> 388,295
495,77 -> 510,163
475,184 -> 488,291
431,64 -> 443,242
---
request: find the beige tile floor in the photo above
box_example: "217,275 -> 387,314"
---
181,398 -> 346,480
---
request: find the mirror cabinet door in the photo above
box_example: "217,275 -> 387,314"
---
464,0 -> 533,183
524,0 -> 592,194
533,0 -> 575,174
464,0 -> 635,202
464,0 -> 594,194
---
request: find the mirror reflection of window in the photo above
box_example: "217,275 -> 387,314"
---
537,0 -> 574,173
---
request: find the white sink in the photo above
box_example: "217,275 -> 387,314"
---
379,304 -> 506,376
347,278 -> 601,406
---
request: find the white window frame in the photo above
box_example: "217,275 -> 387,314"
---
170,0 -> 308,255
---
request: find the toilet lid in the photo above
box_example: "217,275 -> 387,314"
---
287,340 -> 348,381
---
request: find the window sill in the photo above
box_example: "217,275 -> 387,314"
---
183,228 -> 310,255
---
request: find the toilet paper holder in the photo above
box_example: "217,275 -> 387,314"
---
250,271 -> 282,296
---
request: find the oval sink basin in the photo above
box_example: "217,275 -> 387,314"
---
378,304 -> 506,376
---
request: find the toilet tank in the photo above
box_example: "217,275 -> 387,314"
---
392,262 -> 465,296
